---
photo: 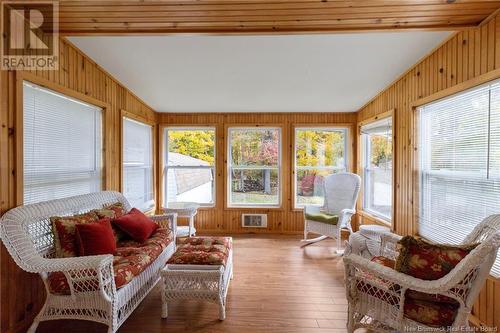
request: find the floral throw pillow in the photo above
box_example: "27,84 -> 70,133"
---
93,202 -> 127,241
50,211 -> 99,258
395,236 -> 478,280
93,202 -> 126,219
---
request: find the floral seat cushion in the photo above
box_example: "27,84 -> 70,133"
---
167,237 -> 232,267
404,297 -> 459,328
48,228 -> 173,294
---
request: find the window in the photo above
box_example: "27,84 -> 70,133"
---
164,128 -> 215,206
361,117 -> 393,221
418,79 -> 500,277
294,128 -> 347,208
23,81 -> 102,204
122,117 -> 154,211
228,127 -> 281,207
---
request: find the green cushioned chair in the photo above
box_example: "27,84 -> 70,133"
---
302,172 -> 361,252
304,212 -> 339,225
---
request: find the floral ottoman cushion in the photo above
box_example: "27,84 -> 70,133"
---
167,237 -> 232,267
48,228 -> 173,294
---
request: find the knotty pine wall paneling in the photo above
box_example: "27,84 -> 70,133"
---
158,112 -> 357,235
356,12 -> 500,329
0,37 -> 156,333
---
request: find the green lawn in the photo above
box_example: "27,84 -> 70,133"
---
231,192 -> 278,204
231,192 -> 324,206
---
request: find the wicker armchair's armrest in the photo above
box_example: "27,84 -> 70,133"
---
151,213 -> 177,237
340,208 -> 356,216
37,255 -> 116,301
379,233 -> 402,258
380,233 -> 403,245
339,208 -> 356,231
344,253 -> 469,296
303,205 -> 321,215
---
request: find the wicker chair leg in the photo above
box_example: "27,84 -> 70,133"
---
218,299 -> 226,320
27,320 -> 39,333
301,235 -> 329,247
161,301 -> 168,319
335,228 -> 345,255
346,304 -> 354,333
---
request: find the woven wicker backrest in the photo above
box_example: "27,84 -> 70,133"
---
323,172 -> 361,215
463,214 -> 500,244
0,191 -> 131,271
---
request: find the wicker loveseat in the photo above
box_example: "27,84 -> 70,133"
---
0,191 -> 177,333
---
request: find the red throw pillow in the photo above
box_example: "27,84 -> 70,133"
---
113,208 -> 158,242
75,218 -> 117,256
50,211 -> 99,258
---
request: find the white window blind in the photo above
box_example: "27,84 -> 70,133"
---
23,81 -> 102,204
123,117 -> 154,211
418,79 -> 500,277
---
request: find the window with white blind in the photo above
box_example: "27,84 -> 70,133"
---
361,117 -> 393,222
122,117 -> 154,211
418,79 -> 500,277
23,81 -> 102,204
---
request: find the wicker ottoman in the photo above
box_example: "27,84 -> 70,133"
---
160,237 -> 233,320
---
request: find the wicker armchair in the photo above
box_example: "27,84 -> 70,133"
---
343,214 -> 500,333
0,191 -> 177,333
302,172 -> 361,252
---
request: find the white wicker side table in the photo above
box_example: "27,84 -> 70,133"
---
345,224 -> 391,258
161,237 -> 233,320
163,202 -> 199,238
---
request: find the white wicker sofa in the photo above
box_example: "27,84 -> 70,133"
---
0,191 -> 177,333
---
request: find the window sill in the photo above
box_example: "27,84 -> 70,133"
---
358,210 -> 392,228
160,204 -> 215,211
225,205 -> 283,211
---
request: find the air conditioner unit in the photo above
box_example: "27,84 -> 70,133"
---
242,214 -> 267,228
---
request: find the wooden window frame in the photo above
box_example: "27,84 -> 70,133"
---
292,125 -> 351,210
291,124 -> 354,211
161,125 -> 217,209
358,110 -> 394,226
225,125 -> 283,210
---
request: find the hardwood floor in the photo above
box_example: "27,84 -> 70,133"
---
38,235 -> 351,333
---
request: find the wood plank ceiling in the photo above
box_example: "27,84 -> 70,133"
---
55,0 -> 500,35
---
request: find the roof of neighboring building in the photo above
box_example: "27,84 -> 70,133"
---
168,152 -> 212,194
